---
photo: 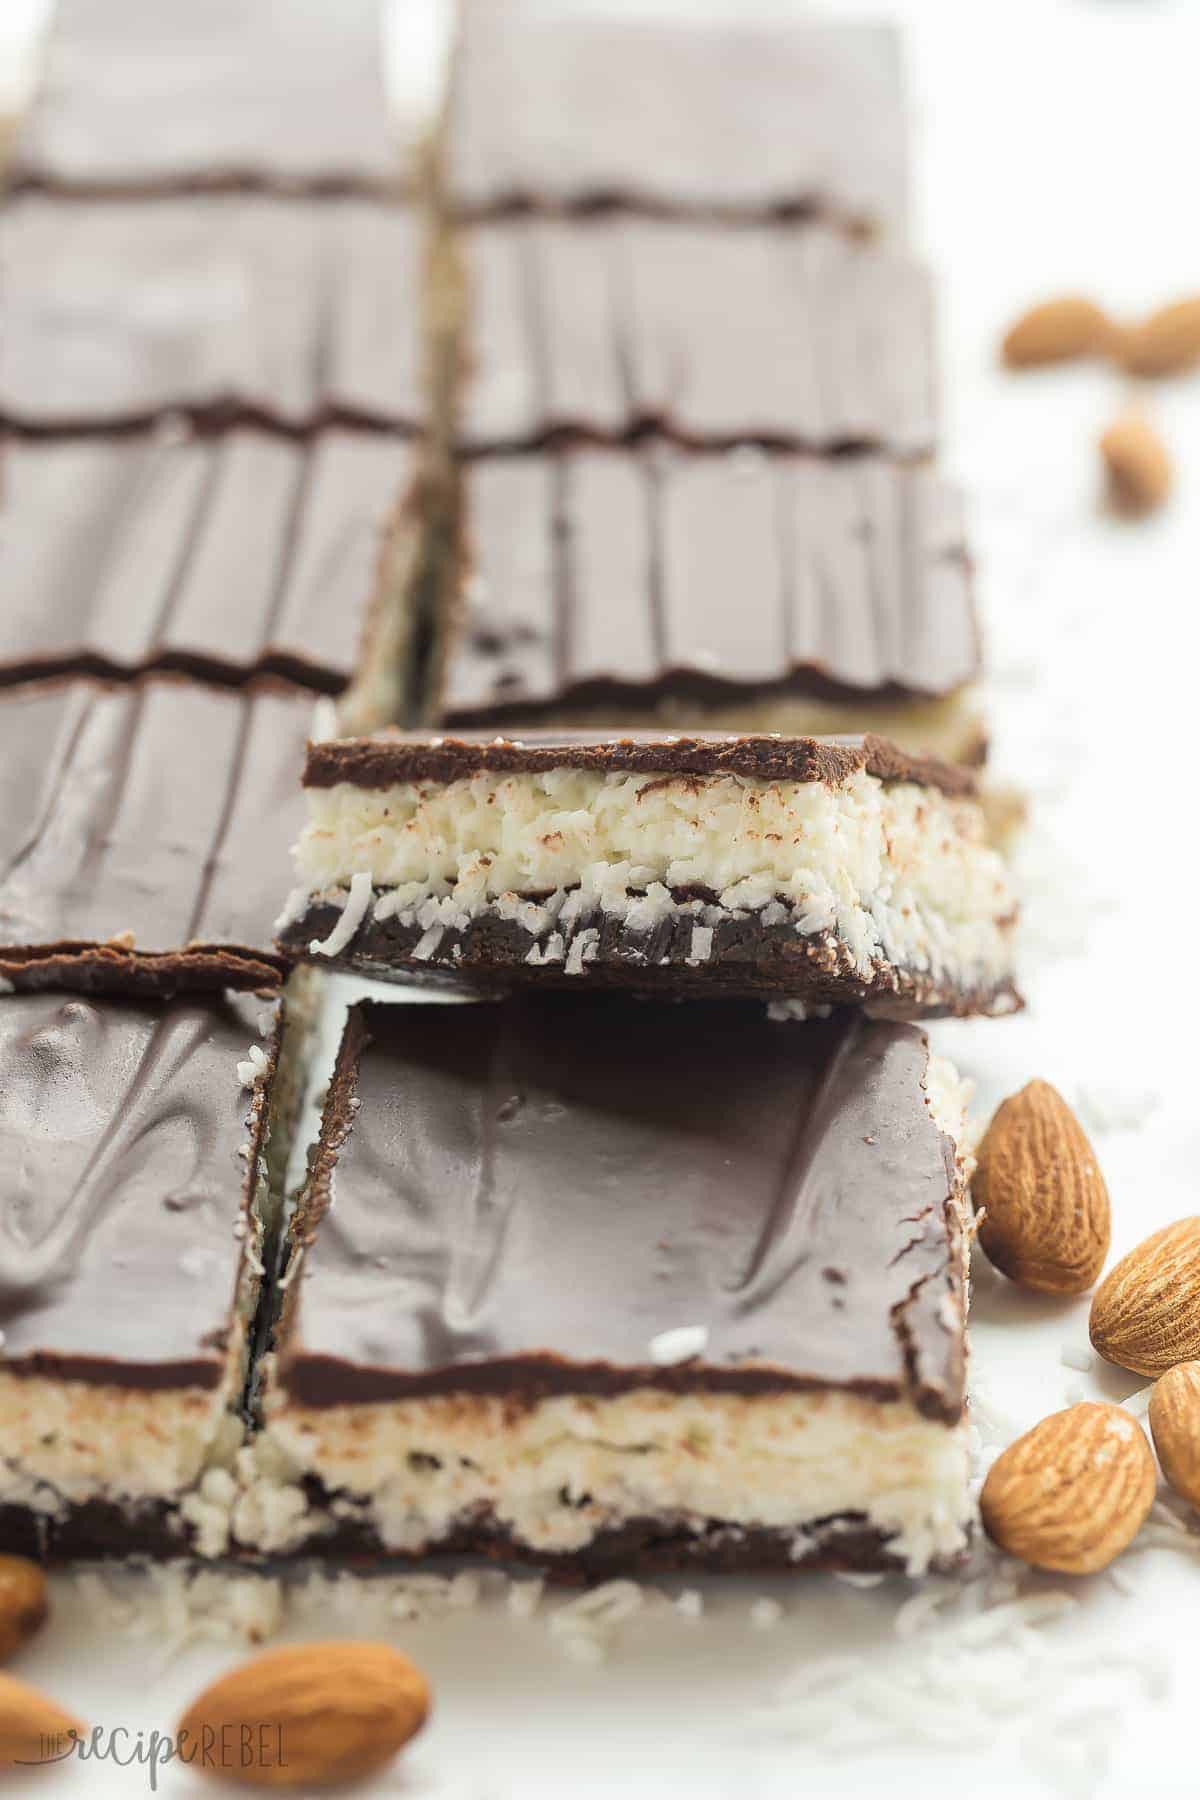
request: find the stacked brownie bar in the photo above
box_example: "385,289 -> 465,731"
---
0,0 -> 1016,1579
0,0 -> 415,1558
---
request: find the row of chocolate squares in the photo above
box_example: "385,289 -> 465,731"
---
2,674 -> 1017,1015
0,978 -> 973,1581
1,428 -> 981,770
16,0 -> 907,234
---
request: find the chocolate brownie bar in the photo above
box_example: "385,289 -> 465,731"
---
0,196 -> 424,434
0,426 -> 419,720
0,989 -> 285,1561
279,729 -> 1020,1017
445,2 -> 908,233
11,0 -> 399,196
246,996 -> 974,1576
429,445 -> 983,763
450,218 -> 934,455
0,677 -> 314,994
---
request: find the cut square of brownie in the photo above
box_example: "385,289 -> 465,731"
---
0,426 -> 420,723
445,2 -> 909,234
10,0 -> 400,197
0,676 -> 315,996
447,218 -> 935,457
247,996 -> 974,1577
0,196 -> 423,434
428,446 -> 984,765
280,729 -> 1019,1017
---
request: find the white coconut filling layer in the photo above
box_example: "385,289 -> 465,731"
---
0,1189 -> 267,1519
293,767 -> 1015,987
252,1388 -> 971,1575
0,1377 -> 243,1516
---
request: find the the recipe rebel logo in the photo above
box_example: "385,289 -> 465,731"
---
21,1719 -> 289,1790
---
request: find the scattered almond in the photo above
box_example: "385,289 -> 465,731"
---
1121,295 -> 1200,376
1148,1360 -> 1200,1508
980,1401 -> 1156,1573
0,1560 -> 48,1664
0,1671 -> 85,1770
1090,1217 -> 1200,1376
177,1640 -> 430,1790
1099,411 -> 1171,515
1001,295 -> 1114,368
972,1080 -> 1110,1294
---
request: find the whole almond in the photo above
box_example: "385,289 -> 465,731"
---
1001,296 -> 1114,368
1121,296 -> 1200,376
980,1401 -> 1156,1573
1090,1217 -> 1200,1376
1099,412 -> 1171,515
177,1640 -> 430,1789
1148,1360 -> 1200,1508
0,1672 -> 85,1769
0,1559 -> 48,1664
972,1080 -> 1110,1294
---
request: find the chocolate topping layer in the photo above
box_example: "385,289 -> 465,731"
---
0,990 -> 272,1389
12,0 -> 399,196
456,219 -> 935,455
0,197 -> 424,434
446,3 -> 908,232
0,427 -> 415,691
303,729 -> 978,799
278,999 -> 967,1423
439,447 -> 978,722
0,677 -> 313,993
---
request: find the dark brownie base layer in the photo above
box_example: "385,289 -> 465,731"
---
282,898 -> 1020,1020
291,1484 -> 917,1581
0,1499 -> 191,1565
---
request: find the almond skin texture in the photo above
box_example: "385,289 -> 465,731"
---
980,1401 -> 1156,1573
0,1672 -> 85,1770
1122,296 -> 1200,375
177,1641 -> 430,1789
1099,412 -> 1171,515
1090,1217 -> 1200,1376
1001,296 -> 1114,367
972,1080 -> 1110,1294
0,1559 -> 48,1664
1148,1361 -> 1200,1508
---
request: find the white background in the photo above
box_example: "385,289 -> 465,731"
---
5,1 -> 1200,1794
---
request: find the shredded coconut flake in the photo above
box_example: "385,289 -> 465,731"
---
273,885 -> 311,934
236,1042 -> 269,1089
648,1325 -> 709,1365
309,871 -> 372,957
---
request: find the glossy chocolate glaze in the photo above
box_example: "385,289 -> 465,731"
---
0,196 -> 423,434
447,3 -> 908,233
0,676 -> 312,992
439,447 -> 978,722
278,999 -> 967,1423
12,0 -> 399,196
0,990 -> 273,1389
